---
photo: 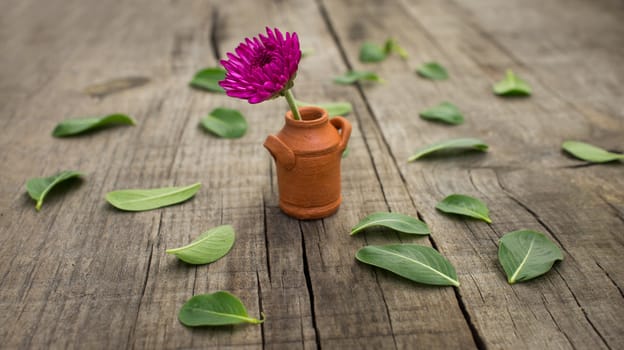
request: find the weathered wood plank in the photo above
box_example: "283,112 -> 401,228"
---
321,0 -> 624,348
215,0 -> 476,348
1,0 -> 623,348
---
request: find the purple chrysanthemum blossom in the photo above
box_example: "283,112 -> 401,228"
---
219,27 -> 301,104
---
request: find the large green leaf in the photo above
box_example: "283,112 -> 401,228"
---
105,183 -> 201,211
26,170 -> 83,211
419,101 -> 464,125
416,62 -> 448,80
493,69 -> 532,96
562,141 -> 624,163
351,212 -> 430,235
178,291 -> 264,327
189,67 -> 226,92
334,71 -> 383,85
52,114 -> 135,137
498,230 -> 563,284
200,108 -> 247,138
166,225 -> 235,264
356,244 -> 459,286
436,194 -> 492,223
359,42 -> 386,63
408,138 -> 488,161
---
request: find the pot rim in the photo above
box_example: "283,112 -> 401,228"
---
285,106 -> 328,127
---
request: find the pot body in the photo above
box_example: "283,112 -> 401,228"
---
264,106 -> 351,219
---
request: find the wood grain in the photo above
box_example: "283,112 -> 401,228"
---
0,0 -> 622,349
321,0 -> 624,348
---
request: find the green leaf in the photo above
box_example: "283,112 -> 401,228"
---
407,137 -> 489,162
295,100 -> 352,117
436,194 -> 492,223
419,101 -> 464,125
166,225 -> 235,265
493,69 -> 532,96
26,170 -> 83,211
498,230 -> 563,284
416,62 -> 448,80
105,182 -> 201,211
562,140 -> 624,163
178,291 -> 265,327
384,38 -> 408,59
52,114 -> 135,137
342,146 -> 350,158
359,42 -> 387,63
356,244 -> 459,286
190,67 -> 226,93
334,71 -> 383,85
351,212 -> 430,235
200,108 -> 248,138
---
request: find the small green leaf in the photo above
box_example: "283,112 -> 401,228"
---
351,212 -> 430,235
295,100 -> 352,117
436,194 -> 492,223
190,67 -> 226,93
384,38 -> 408,59
26,170 -> 83,211
200,108 -> 247,138
342,146 -> 350,158
105,182 -> 201,211
416,62 -> 448,80
334,71 -> 383,85
356,244 -> 459,286
52,114 -> 135,137
359,42 -> 387,63
562,140 -> 624,163
407,138 -> 488,161
493,69 -> 532,96
498,230 -> 563,284
178,291 -> 265,327
419,101 -> 464,125
166,225 -> 235,265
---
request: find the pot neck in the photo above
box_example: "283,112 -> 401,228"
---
285,106 -> 328,128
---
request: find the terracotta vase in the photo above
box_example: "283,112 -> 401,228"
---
264,106 -> 352,219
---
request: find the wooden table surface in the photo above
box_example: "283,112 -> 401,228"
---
1,0 -> 623,349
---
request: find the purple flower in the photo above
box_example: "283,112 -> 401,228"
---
219,27 -> 301,104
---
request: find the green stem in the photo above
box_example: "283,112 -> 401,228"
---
283,89 -> 302,121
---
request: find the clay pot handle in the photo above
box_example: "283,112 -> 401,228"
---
330,116 -> 352,151
264,135 -> 296,170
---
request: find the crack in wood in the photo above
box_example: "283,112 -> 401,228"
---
554,269 -> 611,350
316,1 -> 488,347
210,8 -> 221,61
167,103 -> 193,179
490,171 -> 615,346
595,261 -> 624,299
599,194 -> 624,224
298,221 -> 321,350
541,295 -> 578,349
493,171 -> 572,259
128,241 -> 154,349
262,194 -> 272,283
256,270 -> 266,350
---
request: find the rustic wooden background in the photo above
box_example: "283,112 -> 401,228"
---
1,0 -> 623,349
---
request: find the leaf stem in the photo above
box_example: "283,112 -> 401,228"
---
283,89 -> 302,121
